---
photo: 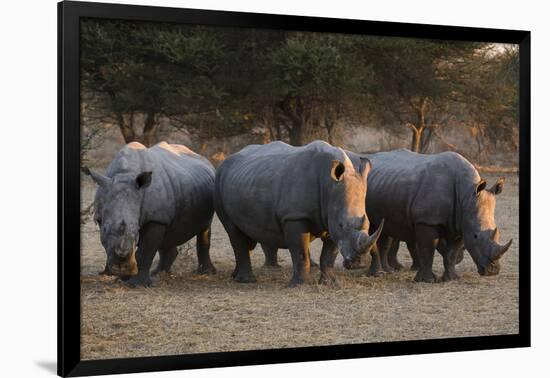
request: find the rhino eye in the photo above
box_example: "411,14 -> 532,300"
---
474,233 -> 479,239
339,223 -> 343,229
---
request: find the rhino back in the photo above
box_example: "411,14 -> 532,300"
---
353,149 -> 480,241
216,141 -> 344,246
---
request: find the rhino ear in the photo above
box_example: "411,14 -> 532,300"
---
358,157 -> 372,179
489,177 -> 505,195
330,160 -> 345,182
475,179 -> 487,196
82,166 -> 111,188
136,171 -> 152,189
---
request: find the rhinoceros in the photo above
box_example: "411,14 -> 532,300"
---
214,140 -> 384,287
348,149 -> 511,282
83,141 -> 217,287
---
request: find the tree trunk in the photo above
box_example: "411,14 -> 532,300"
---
407,97 -> 429,153
325,118 -> 336,145
407,123 -> 423,153
279,95 -> 305,146
142,112 -> 158,147
288,122 -> 303,146
116,112 -> 137,144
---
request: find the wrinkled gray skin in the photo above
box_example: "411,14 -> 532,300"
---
348,149 -> 511,282
84,141 -> 216,287
214,140 -> 383,287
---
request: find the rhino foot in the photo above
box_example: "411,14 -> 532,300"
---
263,262 -> 282,269
391,262 -> 405,271
414,270 -> 437,283
287,277 -> 304,288
197,263 -> 217,275
381,264 -> 395,273
233,272 -> 257,283
98,266 -> 112,276
319,274 -> 339,287
366,267 -> 384,277
441,270 -> 460,282
124,275 -> 152,288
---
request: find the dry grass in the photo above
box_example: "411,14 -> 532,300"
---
80,173 -> 519,360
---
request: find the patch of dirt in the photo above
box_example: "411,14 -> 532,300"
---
80,173 -> 519,360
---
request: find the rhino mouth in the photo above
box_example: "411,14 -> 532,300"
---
108,245 -> 138,277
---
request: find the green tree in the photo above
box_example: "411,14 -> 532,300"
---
266,32 -> 368,145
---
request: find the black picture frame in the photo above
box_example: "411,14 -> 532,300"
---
58,1 -> 531,376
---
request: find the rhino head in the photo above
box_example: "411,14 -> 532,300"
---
462,177 -> 512,276
83,167 -> 152,276
326,154 -> 384,265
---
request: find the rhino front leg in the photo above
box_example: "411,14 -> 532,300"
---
367,248 -> 384,277
125,222 -> 166,288
440,240 -> 462,282
455,246 -> 465,264
378,234 -> 395,273
98,260 -> 112,275
387,238 -> 404,271
262,245 -> 280,268
196,227 -> 216,275
413,224 -> 438,283
284,221 -> 311,287
319,238 -> 339,285
152,247 -> 178,275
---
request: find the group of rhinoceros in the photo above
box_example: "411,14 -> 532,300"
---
83,140 -> 512,288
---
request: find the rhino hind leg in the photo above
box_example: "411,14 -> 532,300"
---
196,227 -> 216,275
319,238 -> 339,286
413,224 -> 438,283
262,245 -> 281,268
225,224 -> 256,283
152,247 -> 178,276
125,222 -> 166,288
407,242 -> 420,271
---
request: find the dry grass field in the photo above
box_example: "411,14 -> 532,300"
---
80,172 -> 519,360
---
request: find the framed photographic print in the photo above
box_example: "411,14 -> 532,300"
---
58,1 -> 531,376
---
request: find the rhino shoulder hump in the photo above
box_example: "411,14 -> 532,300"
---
126,141 -> 147,150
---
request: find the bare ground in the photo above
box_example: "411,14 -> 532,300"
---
80,173 -> 519,360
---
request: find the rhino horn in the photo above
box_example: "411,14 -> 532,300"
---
356,218 -> 384,255
491,239 -> 512,261
82,166 -> 111,188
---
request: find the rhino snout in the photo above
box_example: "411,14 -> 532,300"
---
107,242 -> 138,277
478,260 -> 501,276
